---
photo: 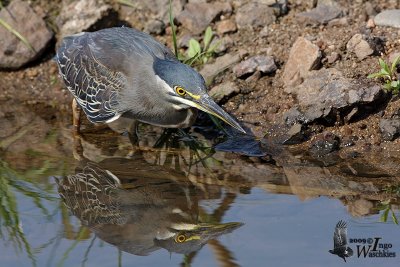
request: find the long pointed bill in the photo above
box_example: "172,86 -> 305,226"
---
194,95 -> 246,133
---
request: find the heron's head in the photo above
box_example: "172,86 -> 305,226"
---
154,221 -> 243,254
153,58 -> 246,133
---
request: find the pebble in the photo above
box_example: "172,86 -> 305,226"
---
233,55 -> 277,78
327,51 -> 340,63
216,19 -> 237,35
346,34 -> 374,60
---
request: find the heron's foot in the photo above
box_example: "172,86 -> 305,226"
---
127,120 -> 139,147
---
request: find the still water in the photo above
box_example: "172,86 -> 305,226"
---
0,103 -> 399,267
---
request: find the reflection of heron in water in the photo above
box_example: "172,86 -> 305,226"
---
56,155 -> 242,256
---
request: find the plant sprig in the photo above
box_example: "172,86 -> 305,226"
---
368,55 -> 400,94
184,26 -> 220,66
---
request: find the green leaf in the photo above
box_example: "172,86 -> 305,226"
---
379,68 -> 390,77
391,211 -> 399,225
379,58 -> 390,74
390,54 -> 400,75
383,82 -> 392,90
187,38 -> 201,58
391,80 -> 400,88
203,26 -> 213,50
380,208 -> 389,222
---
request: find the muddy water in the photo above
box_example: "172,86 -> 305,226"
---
0,103 -> 399,267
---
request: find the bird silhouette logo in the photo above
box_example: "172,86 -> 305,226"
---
329,220 -> 353,262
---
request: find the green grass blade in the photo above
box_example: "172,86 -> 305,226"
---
169,0 -> 179,57
0,18 -> 35,52
391,211 -> 399,225
115,0 -> 137,8
380,207 -> 389,222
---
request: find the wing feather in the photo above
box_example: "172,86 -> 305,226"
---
333,220 -> 348,248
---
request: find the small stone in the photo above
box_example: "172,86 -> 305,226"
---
309,132 -> 340,157
374,10 -> 400,28
209,81 -> 240,102
260,26 -> 269,37
346,34 -> 374,60
0,0 -> 53,69
213,36 -> 234,54
233,55 -> 277,78
366,18 -> 376,29
327,51 -> 340,63
176,2 -> 232,34
282,37 -> 321,88
144,19 -> 165,35
380,119 -> 400,141
235,2 -> 276,29
216,19 -> 237,35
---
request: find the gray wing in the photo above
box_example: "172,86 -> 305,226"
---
333,220 -> 348,248
56,27 -> 175,123
57,162 -> 127,225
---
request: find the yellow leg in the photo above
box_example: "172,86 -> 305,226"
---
72,98 -> 81,134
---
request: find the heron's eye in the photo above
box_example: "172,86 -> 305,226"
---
175,234 -> 186,243
174,86 -> 186,96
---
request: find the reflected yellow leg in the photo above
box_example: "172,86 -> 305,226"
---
72,98 -> 81,134
128,120 -> 139,146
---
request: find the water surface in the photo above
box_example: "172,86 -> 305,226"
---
0,104 -> 399,267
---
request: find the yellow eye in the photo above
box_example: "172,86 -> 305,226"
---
175,86 -> 186,96
175,234 -> 186,243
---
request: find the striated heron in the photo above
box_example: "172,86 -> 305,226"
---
57,157 -> 242,255
56,27 -> 245,139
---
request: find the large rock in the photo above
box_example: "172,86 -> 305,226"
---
283,68 -> 383,124
235,2 -> 276,29
374,10 -> 400,28
0,0 -> 53,69
176,2 -> 232,34
282,37 -> 321,88
56,0 -> 116,38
